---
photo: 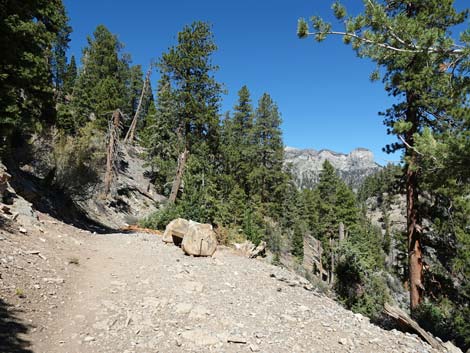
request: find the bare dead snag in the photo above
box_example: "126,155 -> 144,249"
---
339,222 -> 345,243
124,67 -> 152,144
168,148 -> 189,204
104,110 -> 122,196
329,238 -> 335,284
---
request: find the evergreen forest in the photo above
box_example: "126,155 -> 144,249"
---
1,0 -> 470,350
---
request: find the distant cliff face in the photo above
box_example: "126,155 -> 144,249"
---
284,147 -> 381,189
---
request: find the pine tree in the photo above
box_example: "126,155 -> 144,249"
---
142,74 -> 178,195
250,93 -> 285,211
231,85 -> 256,194
51,18 -> 72,95
298,0 -> 470,313
63,55 -> 78,97
0,0 -> 70,147
158,21 -> 222,204
71,25 -> 129,131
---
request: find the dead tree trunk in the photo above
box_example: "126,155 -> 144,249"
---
124,67 -> 151,144
383,303 -> 446,350
104,110 -> 121,196
318,241 -> 323,281
329,238 -> 335,284
339,222 -> 345,243
168,148 -> 189,204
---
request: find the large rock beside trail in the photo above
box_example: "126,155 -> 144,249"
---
181,221 -> 218,257
162,218 -> 190,244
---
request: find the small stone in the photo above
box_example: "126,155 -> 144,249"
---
339,338 -> 348,345
181,329 -> 218,346
175,303 -> 193,314
42,277 -> 65,284
19,227 -> 27,234
250,344 -> 260,352
227,336 -> 247,344
83,336 -> 95,343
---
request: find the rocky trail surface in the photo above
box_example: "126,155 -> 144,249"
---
1,214 -> 441,353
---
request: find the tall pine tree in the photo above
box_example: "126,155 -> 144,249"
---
0,0 -> 70,148
298,0 -> 470,313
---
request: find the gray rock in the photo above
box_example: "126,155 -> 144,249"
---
174,303 -> 193,314
181,329 -> 219,346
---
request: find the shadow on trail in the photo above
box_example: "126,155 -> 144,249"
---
0,299 -> 34,353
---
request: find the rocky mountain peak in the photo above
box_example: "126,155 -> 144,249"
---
284,146 -> 381,189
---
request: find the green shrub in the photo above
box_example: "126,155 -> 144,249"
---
335,242 -> 391,321
52,123 -> 105,200
140,203 -> 182,230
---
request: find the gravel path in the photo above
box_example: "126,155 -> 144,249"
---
26,232 -> 438,353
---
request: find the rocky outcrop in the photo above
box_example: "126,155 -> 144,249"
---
285,147 -> 381,189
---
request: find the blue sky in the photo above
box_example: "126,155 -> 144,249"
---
63,0 -> 469,165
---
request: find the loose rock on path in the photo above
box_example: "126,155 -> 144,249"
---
1,218 -> 440,353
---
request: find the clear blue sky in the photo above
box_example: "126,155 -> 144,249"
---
63,0 -> 469,165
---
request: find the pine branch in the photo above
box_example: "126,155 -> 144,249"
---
305,30 -> 464,55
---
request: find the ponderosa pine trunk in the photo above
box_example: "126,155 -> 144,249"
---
405,93 -> 424,312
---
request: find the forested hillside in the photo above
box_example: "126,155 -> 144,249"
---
1,0 -> 470,351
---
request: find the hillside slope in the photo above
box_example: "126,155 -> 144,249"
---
1,216 -> 447,353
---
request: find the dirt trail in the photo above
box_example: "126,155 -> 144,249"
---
0,211 -> 439,353
7,229 -> 435,353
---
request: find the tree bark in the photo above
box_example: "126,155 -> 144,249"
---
329,238 -> 335,284
168,148 -> 189,204
338,222 -> 345,243
104,110 -> 121,196
124,67 -> 151,144
383,303 -> 445,350
405,93 -> 424,312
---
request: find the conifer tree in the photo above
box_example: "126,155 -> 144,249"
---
71,25 -> 129,131
298,0 -> 470,312
230,85 -> 256,194
143,74 -> 178,194
63,56 -> 78,97
0,0 -> 70,146
158,21 -> 222,204
51,19 -> 73,94
250,93 -> 285,210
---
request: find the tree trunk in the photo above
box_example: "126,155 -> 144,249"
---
338,222 -> 345,243
124,67 -> 151,144
104,110 -> 121,196
318,242 -> 323,281
169,148 -> 189,203
405,93 -> 424,312
329,238 -> 335,284
383,303 -> 446,351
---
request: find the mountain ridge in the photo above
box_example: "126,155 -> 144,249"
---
284,146 -> 382,189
